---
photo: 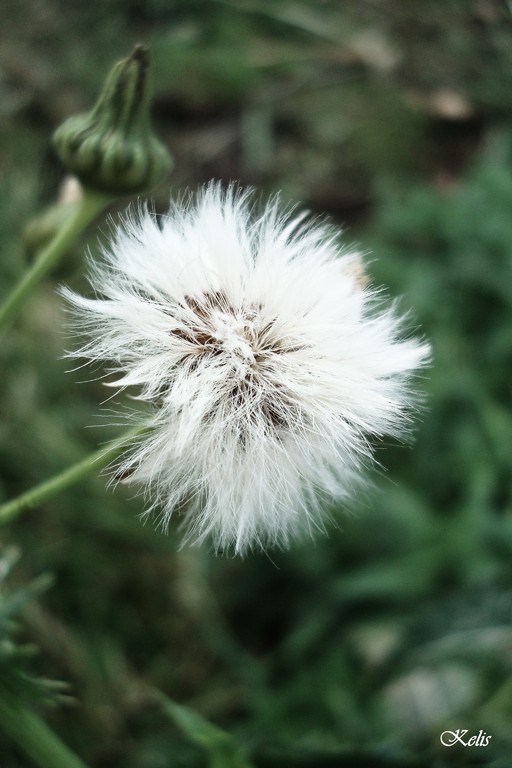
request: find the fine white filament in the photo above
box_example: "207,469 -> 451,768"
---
63,185 -> 430,554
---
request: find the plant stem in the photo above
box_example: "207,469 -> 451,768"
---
0,190 -> 108,335
0,690 -> 90,768
0,427 -> 144,525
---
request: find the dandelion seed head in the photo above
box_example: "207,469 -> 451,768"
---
62,184 -> 430,554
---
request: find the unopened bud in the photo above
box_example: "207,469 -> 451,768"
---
53,46 -> 172,196
24,178 -> 84,257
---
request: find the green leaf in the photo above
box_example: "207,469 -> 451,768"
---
158,692 -> 254,768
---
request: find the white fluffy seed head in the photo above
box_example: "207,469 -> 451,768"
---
62,184 -> 430,555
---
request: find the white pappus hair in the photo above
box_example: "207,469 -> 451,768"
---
62,184 -> 430,555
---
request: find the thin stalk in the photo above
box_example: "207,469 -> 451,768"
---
0,427 -> 144,525
0,690 -> 90,768
0,191 -> 108,334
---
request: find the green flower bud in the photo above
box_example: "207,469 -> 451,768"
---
53,46 -> 172,196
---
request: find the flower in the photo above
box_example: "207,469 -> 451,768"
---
63,185 -> 430,554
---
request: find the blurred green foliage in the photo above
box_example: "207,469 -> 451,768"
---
0,548 -> 57,706
2,1 -> 512,766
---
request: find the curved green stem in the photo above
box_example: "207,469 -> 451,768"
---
0,689 -> 90,768
0,427 -> 144,525
0,190 -> 109,335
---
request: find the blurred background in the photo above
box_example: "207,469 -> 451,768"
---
1,1 -> 512,766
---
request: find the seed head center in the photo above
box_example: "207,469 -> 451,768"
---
216,315 -> 257,367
